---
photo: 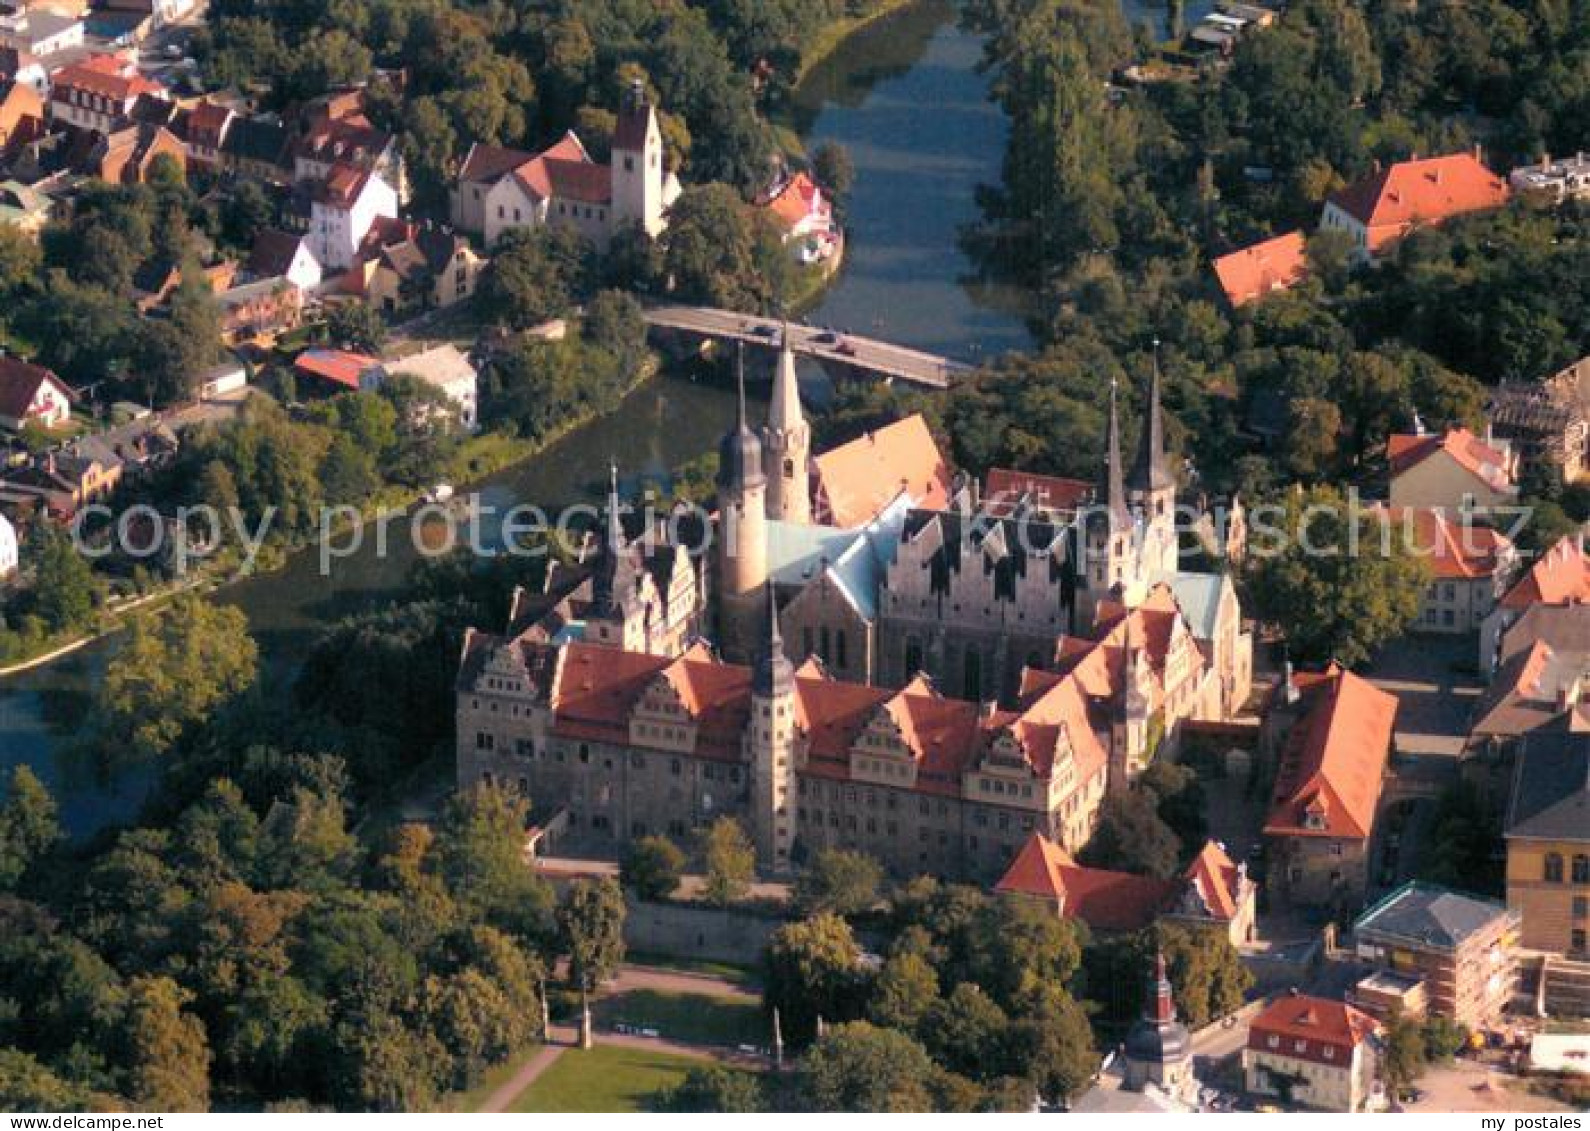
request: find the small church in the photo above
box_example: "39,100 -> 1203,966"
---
449,81 -> 682,250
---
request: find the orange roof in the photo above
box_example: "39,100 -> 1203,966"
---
1387,427 -> 1515,494
1211,230 -> 1308,307
1327,153 -> 1509,254
995,833 -> 1177,933
983,467 -> 1092,515
764,172 -> 828,229
1183,841 -> 1242,920
293,348 -> 379,390
1376,507 -> 1513,580
813,414 -> 952,528
52,55 -> 163,103
1248,995 -> 1378,1065
1500,537 -> 1590,611
1264,669 -> 1396,841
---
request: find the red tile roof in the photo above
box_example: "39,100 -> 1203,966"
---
312,162 -> 374,208
1387,427 -> 1515,494
293,348 -> 378,391
813,414 -> 952,528
505,132 -> 611,205
764,172 -> 828,230
995,833 -> 1177,933
1184,841 -> 1242,920
1376,506 -> 1514,580
1247,994 -> 1378,1067
1499,537 -> 1590,611
1211,230 -> 1308,307
1327,153 -> 1509,255
983,467 -> 1093,515
1265,668 -> 1396,841
52,55 -> 162,103
458,142 -> 536,185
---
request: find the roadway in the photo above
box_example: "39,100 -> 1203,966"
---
643,304 -> 974,390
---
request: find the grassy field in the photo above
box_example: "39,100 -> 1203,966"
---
596,989 -> 766,1049
510,1045 -> 709,1113
443,1044 -> 542,1112
624,953 -> 760,987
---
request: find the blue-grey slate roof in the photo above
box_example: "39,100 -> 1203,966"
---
1353,881 -> 1510,951
1505,729 -> 1590,843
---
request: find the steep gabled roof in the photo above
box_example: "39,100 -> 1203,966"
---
0,355 -> 69,420
1264,668 -> 1396,841
1499,537 -> 1590,611
1327,153 -> 1509,254
1387,427 -> 1515,494
1211,230 -> 1308,307
1247,995 -> 1378,1063
994,833 -> 1178,932
813,414 -> 952,528
1505,728 -> 1590,843
1376,506 -> 1513,580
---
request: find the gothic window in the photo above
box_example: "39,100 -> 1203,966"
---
836,630 -> 848,669
963,648 -> 982,702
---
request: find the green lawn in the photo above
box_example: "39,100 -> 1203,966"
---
510,1044 -> 708,1113
597,989 -> 767,1049
624,953 -> 760,988
444,1044 -> 541,1112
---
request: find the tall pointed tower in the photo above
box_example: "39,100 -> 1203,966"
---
750,587 -> 798,873
611,79 -> 666,238
716,347 -> 768,662
1078,378 -> 1134,630
586,461 -> 641,650
1126,342 -> 1178,581
1122,950 -> 1192,1097
763,324 -> 811,524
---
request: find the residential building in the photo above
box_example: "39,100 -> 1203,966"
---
215,277 -> 302,347
380,342 -> 478,431
0,45 -> 48,94
0,6 -> 82,58
1504,730 -> 1590,956
196,360 -> 246,402
1386,427 -> 1518,512
1243,994 -> 1380,1112
91,120 -> 184,184
1351,881 -> 1518,1028
758,170 -> 839,265
996,831 -> 1257,944
48,54 -> 164,134
181,99 -> 234,170
292,98 -> 404,200
307,164 -> 398,270
0,75 -> 43,152
1262,666 -> 1397,910
0,445 -> 121,517
1509,152 -> 1590,203
1480,537 -> 1590,671
1211,230 -> 1308,307
342,221 -> 485,315
245,229 -> 322,292
220,114 -> 292,184
452,82 -> 680,250
1320,152 -> 1509,261
0,354 -> 70,430
810,413 -> 951,529
1488,358 -> 1590,484
1371,506 -> 1516,634
0,510 -> 16,579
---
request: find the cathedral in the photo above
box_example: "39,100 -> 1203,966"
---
454,332 -> 1252,877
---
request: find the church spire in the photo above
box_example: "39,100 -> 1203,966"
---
590,459 -> 628,616
717,343 -> 765,492
1128,340 -> 1174,494
764,319 -> 811,524
1103,377 -> 1129,525
768,319 -> 803,434
753,584 -> 794,697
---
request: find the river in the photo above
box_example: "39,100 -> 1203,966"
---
0,0 -> 1033,834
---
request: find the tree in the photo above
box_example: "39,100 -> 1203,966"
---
1247,485 -> 1430,666
800,1022 -> 935,1111
95,596 -> 258,760
324,301 -> 387,353
658,184 -> 767,310
0,1048 -> 85,1110
556,877 -> 626,1048
811,142 -> 855,219
793,848 -> 882,918
431,785 -> 553,941
220,181 -> 274,251
1382,1012 -> 1428,1095
701,816 -> 754,907
763,913 -> 863,1047
319,435 -> 380,506
656,1063 -> 765,1112
27,523 -> 99,635
0,766 -> 62,891
1077,789 -> 1182,878
1008,994 -> 1097,1107
1137,761 -> 1208,856
923,983 -> 1009,1079
121,975 -> 212,1111
867,950 -> 941,1032
1152,923 -> 1253,1028
476,226 -> 591,329
619,835 -> 685,902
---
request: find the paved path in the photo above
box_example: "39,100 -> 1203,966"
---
644,304 -> 971,388
477,1044 -> 567,1113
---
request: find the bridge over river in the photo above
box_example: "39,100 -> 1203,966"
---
643,304 -> 974,389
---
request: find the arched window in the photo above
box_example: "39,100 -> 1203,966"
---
836,630 -> 848,670
963,648 -> 983,702
1574,855 -> 1590,884
904,639 -> 923,676
1546,853 -> 1565,883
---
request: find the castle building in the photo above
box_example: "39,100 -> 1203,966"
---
451,82 -> 679,250
716,353 -> 769,664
